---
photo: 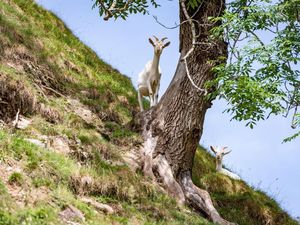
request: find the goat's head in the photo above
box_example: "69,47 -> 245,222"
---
210,146 -> 232,164
149,36 -> 170,56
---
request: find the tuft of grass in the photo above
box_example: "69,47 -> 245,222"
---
8,172 -> 23,186
32,177 -> 52,188
0,211 -> 16,225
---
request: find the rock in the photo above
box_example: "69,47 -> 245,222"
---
64,222 -> 81,225
64,60 -> 81,73
59,205 -> 85,222
108,160 -> 126,167
0,119 -> 6,128
80,90 -> 89,96
28,186 -> 50,205
80,197 -> 114,214
122,150 -> 141,171
24,138 -> 46,148
13,115 -> 31,129
47,136 -> 70,154
67,99 -> 103,128
24,135 -> 72,153
6,166 -> 22,173
80,176 -> 93,186
117,95 -> 129,105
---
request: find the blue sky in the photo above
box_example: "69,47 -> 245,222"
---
35,0 -> 300,218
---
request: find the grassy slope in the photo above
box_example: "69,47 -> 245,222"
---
193,148 -> 297,225
0,0 -> 297,224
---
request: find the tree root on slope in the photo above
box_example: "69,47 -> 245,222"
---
137,130 -> 237,225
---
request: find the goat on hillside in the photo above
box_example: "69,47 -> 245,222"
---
137,36 -> 170,111
210,146 -> 241,180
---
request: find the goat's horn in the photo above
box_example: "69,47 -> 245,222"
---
153,35 -> 159,41
221,146 -> 228,151
161,37 -> 168,42
224,150 -> 232,155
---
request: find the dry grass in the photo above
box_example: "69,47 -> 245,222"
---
0,72 -> 37,121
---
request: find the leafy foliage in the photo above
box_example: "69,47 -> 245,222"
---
210,0 -> 300,136
92,0 -> 159,20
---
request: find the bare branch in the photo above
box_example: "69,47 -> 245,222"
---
108,0 -> 118,11
180,0 -> 208,95
229,31 -> 242,64
283,81 -> 300,128
12,108 -> 20,128
33,82 -> 49,102
291,106 -> 298,129
153,15 -> 197,30
191,0 -> 205,18
249,30 -> 265,47
41,85 -> 66,98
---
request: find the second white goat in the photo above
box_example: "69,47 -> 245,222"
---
210,146 -> 241,180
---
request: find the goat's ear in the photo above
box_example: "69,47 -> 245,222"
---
210,146 -> 217,154
163,41 -> 170,48
149,38 -> 155,47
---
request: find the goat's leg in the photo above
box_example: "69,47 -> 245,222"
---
147,80 -> 154,107
154,81 -> 160,105
138,89 -> 144,112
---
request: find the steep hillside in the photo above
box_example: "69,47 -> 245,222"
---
0,0 -> 297,224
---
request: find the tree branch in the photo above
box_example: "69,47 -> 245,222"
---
12,108 -> 20,128
291,105 -> 298,129
97,0 -> 133,20
180,0 -> 208,95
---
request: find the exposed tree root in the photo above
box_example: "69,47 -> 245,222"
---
144,152 -> 237,224
134,110 -> 237,225
180,171 -> 237,225
153,154 -> 185,205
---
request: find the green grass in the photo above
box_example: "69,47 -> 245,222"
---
0,0 -> 139,123
8,172 -> 23,186
0,130 -> 211,225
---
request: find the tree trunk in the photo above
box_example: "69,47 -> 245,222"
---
134,1 -> 235,224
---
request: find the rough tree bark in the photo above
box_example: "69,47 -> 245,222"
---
134,0 -> 235,225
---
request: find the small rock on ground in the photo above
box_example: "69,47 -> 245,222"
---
59,205 -> 85,222
80,197 -> 114,214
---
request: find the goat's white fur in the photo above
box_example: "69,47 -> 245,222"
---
210,146 -> 241,180
137,36 -> 170,111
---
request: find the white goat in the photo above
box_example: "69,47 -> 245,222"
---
210,146 -> 241,180
137,36 -> 170,111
